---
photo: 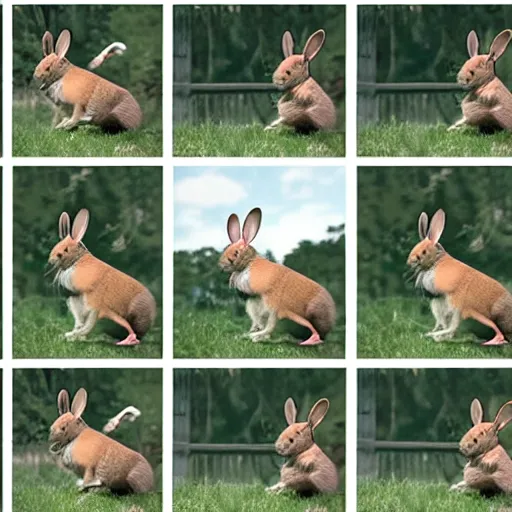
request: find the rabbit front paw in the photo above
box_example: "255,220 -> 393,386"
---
265,482 -> 286,494
55,118 -> 70,129
250,331 -> 270,342
64,331 -> 85,341
450,480 -> 469,492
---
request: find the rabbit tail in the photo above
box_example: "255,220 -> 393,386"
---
127,457 -> 154,493
306,288 -> 336,339
128,289 -> 157,339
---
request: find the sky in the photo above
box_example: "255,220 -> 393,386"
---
174,166 -> 345,262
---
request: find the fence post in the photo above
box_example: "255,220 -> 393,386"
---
173,369 -> 191,486
357,369 -> 377,478
357,6 -> 378,126
173,6 -> 192,124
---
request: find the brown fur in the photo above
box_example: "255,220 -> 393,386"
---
34,30 -> 142,132
50,389 -> 153,494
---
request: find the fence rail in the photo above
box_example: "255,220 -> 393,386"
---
359,439 -> 459,452
174,82 -> 278,94
358,81 -> 462,93
174,442 -> 276,454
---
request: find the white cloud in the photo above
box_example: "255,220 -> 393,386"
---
280,167 -> 344,199
175,170 -> 247,208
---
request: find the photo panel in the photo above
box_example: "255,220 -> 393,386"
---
174,166 -> 345,359
357,368 -> 512,510
173,368 -> 345,509
12,368 -> 162,510
13,166 -> 163,359
358,166 -> 512,359
173,4 -> 345,157
357,5 -> 512,157
13,4 -> 163,157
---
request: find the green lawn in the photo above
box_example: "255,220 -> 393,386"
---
14,464 -> 162,512
358,297 -> 512,359
358,122 -> 512,157
174,482 -> 344,512
173,123 -> 345,157
13,106 -> 162,157
14,297 -> 162,359
358,480 -> 510,512
174,309 -> 344,358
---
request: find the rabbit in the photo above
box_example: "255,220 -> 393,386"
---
450,398 -> 512,495
266,397 -> 338,496
34,29 -> 142,133
218,207 -> 336,345
407,209 -> 512,345
49,388 -> 153,493
265,29 -> 336,133
48,208 -> 157,346
448,29 -> 512,133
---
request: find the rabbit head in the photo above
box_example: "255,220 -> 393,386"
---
218,207 -> 261,272
48,209 -> 90,270
272,30 -> 326,91
49,389 -> 88,452
275,397 -> 329,457
407,209 -> 445,270
460,398 -> 512,459
457,30 -> 512,90
34,30 -> 72,90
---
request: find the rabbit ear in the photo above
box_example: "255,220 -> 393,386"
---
418,212 -> 429,239
57,390 -> 70,415
493,401 -> 512,432
242,208 -> 262,245
55,29 -> 71,60
308,398 -> 330,430
467,30 -> 479,57
427,209 -> 445,244
71,388 -> 88,418
227,214 -> 241,243
42,31 -> 54,56
471,398 -> 484,425
282,31 -> 294,58
489,30 -> 512,62
303,30 -> 326,62
59,212 -> 71,239
284,397 -> 297,425
71,209 -> 89,243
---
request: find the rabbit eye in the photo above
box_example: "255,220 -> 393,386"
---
57,253 -> 62,259
64,248 -> 68,253
289,438 -> 294,443
234,250 -> 239,257
285,70 -> 291,76
422,249 -> 426,255
470,70 -> 475,76
473,438 -> 478,444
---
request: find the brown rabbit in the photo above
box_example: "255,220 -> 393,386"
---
450,398 -> 512,495
34,30 -> 142,133
448,30 -> 512,132
265,29 -> 336,133
218,207 -> 336,345
49,208 -> 156,346
407,209 -> 512,345
266,397 -> 338,496
49,388 -> 153,493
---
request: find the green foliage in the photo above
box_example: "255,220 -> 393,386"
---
358,167 -> 512,299
358,298 -> 512,359
174,123 -> 345,157
14,464 -> 161,512
13,107 -> 162,157
175,483 -> 344,512
358,480 -> 509,512
174,309 -> 344,359
13,5 -> 162,124
358,123 -> 512,157
14,298 -> 162,358
13,368 -> 162,464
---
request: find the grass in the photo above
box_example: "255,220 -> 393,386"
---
174,482 -> 344,512
358,122 -> 512,157
358,479 -> 511,512
174,309 -> 344,358
173,123 -> 345,157
358,297 -> 512,359
13,106 -> 162,157
14,464 -> 162,512
14,297 -> 162,359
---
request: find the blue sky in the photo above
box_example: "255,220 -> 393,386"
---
174,166 -> 345,262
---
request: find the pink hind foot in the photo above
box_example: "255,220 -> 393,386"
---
299,333 -> 324,346
482,335 -> 508,346
116,333 -> 140,346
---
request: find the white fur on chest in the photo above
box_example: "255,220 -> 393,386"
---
57,266 -> 76,293
230,268 -> 254,295
46,79 -> 66,106
61,440 -> 76,470
415,268 -> 439,295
